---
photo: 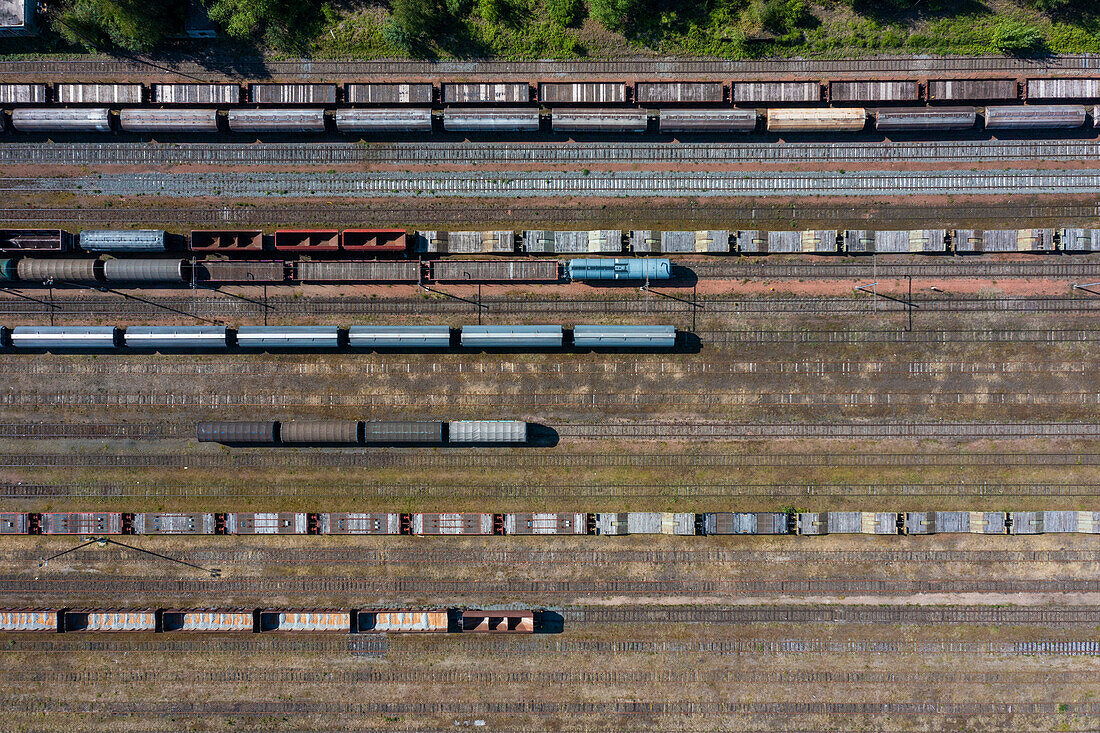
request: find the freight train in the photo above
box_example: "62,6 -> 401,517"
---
0,325 -> 678,350
0,608 -> 539,634
196,420 -> 528,445
0,226 -> 1097,291
3,80 -> 1100,134
1,510 -> 1094,536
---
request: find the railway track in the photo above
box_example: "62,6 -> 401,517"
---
3,294 -> 1100,319
3,480 -> 1100,499
17,548 -> 1096,568
10,140 -> 1100,167
17,358 -> 1100,379
10,667 -> 1097,686
7,575 -> 1100,596
13,698 -> 1100,716
4,450 -> 1100,470
3,53 -> 1099,78
12,169 -> 1100,199
0,390 -> 1097,415
0,202 -> 1093,227
0,420 -> 1098,440
3,634 -> 1098,656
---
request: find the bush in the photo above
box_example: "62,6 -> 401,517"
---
992,20 -> 1043,53
546,0 -> 584,27
205,0 -> 322,51
446,0 -> 473,14
742,0 -> 809,35
389,0 -> 446,39
478,0 -> 506,24
53,0 -> 181,51
588,0 -> 642,32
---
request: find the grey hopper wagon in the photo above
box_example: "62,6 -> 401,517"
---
16,258 -> 96,283
80,229 -> 166,253
348,326 -> 451,349
228,109 -> 326,133
552,109 -> 647,132
335,108 -> 432,133
235,326 -> 339,349
362,420 -> 444,443
196,421 -> 276,444
101,259 -> 184,283
875,107 -> 976,131
659,109 -> 756,132
443,108 -> 540,132
448,420 -> 527,443
118,109 -> 219,133
124,326 -> 228,349
984,105 -> 1086,129
573,325 -> 676,348
460,326 -> 562,349
635,82 -> 723,104
539,82 -> 626,104
152,84 -> 241,105
280,420 -> 359,444
660,108 -> 756,131
10,326 -> 117,349
11,108 -> 111,132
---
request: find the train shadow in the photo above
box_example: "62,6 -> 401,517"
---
535,610 -> 564,634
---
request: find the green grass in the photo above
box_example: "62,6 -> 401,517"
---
309,0 -> 1100,60
3,0 -> 1099,60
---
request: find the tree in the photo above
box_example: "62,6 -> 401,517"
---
588,0 -> 642,32
204,0 -> 322,51
547,0 -> 585,27
992,20 -> 1042,53
389,0 -> 446,40
53,0 -> 180,51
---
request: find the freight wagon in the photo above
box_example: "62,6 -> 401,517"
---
8,511 -> 1100,537
0,607 -> 539,634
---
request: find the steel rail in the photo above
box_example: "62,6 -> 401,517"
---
7,575 -> 1100,595
2,294 -> 1100,319
0,421 -> 1097,441
3,633 -> 1098,656
12,169 -> 1100,198
0,390 -> 1097,414
3,480 -> 1099,499
8,139 -> 1100,167
5,451 -> 1100,469
0,202 -> 1094,227
3,53 -> 1100,78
